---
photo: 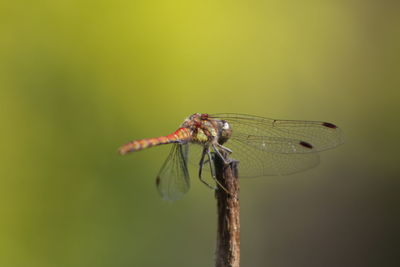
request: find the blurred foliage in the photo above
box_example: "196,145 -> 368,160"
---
0,0 -> 399,266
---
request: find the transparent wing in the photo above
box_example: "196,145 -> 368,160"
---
186,143 -> 211,170
211,113 -> 344,152
185,143 -> 203,167
224,138 -> 320,177
156,143 -> 190,200
233,133 -> 316,154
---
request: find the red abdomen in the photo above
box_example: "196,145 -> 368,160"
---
118,128 -> 191,155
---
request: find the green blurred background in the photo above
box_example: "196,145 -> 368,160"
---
1,1 -> 399,266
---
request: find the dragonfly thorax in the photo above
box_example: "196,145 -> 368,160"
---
182,114 -> 232,146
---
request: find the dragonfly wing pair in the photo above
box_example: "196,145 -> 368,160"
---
155,113 -> 344,200
211,113 -> 343,177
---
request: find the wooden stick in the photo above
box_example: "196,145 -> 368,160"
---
214,153 -> 240,267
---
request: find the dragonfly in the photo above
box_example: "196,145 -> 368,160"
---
118,113 -> 344,200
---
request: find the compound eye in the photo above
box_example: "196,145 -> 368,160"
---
222,121 -> 230,130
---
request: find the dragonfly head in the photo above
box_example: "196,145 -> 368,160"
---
218,120 -> 232,145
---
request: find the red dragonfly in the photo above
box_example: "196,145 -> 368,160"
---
119,113 -> 343,200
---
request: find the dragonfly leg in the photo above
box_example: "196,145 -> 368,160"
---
207,150 -> 231,196
216,143 -> 233,154
199,147 -> 217,190
212,144 -> 233,165
207,151 -> 216,179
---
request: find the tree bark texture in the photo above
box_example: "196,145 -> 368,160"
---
214,154 -> 240,267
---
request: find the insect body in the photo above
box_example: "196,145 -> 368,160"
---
119,113 -> 343,200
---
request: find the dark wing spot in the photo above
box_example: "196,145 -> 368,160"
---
322,122 -> 337,129
155,176 -> 161,186
299,141 -> 313,149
